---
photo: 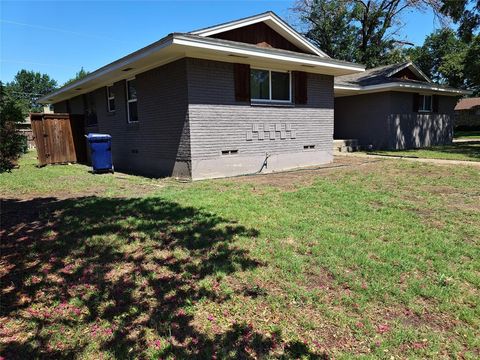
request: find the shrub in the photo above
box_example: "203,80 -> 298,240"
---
1,84 -> 27,172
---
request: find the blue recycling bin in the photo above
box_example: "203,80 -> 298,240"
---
86,133 -> 114,173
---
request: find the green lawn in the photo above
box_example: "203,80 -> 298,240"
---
368,141 -> 480,162
1,152 -> 479,359
454,131 -> 480,139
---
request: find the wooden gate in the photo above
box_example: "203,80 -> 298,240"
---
30,113 -> 84,166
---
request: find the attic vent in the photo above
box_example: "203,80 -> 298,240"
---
304,145 -> 315,150
221,149 -> 238,155
301,64 -> 315,68
122,67 -> 134,72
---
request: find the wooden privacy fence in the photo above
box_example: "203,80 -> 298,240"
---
30,113 -> 87,166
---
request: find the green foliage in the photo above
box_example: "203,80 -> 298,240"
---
406,28 -> 468,87
63,67 -> 90,86
295,0 -> 432,67
6,69 -> 57,113
0,82 -> 27,172
463,35 -> 480,94
406,30 -> 479,94
300,0 -> 357,61
440,0 -> 480,42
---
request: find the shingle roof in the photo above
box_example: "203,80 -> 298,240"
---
335,62 -> 421,86
334,61 -> 468,94
455,97 -> 480,110
335,61 -> 429,86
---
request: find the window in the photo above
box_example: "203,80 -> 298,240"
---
418,94 -> 432,112
251,69 -> 291,102
107,85 -> 115,112
126,79 -> 138,123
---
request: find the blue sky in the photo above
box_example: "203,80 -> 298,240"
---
1,1 -> 443,85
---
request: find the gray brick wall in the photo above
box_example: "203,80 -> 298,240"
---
53,57 -> 336,179
186,58 -> 334,178
53,59 -> 190,178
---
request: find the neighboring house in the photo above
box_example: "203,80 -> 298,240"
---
39,12 -> 364,180
334,62 -> 471,150
454,97 -> 480,130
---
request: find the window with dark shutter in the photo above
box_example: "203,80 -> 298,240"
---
294,71 -> 308,105
234,63 -> 250,102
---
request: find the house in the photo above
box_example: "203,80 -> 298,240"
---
334,62 -> 471,150
454,97 -> 480,131
38,12 -> 364,180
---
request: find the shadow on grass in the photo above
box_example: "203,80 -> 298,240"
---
432,141 -> 480,160
369,140 -> 480,161
1,196 -> 325,359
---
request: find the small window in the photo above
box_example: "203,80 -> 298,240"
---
107,85 -> 115,112
303,145 -> 315,150
418,95 -> 432,112
126,79 -> 138,123
251,69 -> 291,102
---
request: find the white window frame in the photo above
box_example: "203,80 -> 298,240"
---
251,68 -> 292,103
106,85 -> 115,112
126,78 -> 138,123
418,94 -> 433,113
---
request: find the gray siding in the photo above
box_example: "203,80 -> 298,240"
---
334,92 -> 391,149
335,92 -> 457,150
387,92 -> 456,149
186,58 -> 334,179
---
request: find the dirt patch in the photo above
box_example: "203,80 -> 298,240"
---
227,156 -> 383,190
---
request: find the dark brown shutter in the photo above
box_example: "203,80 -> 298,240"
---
413,93 -> 420,112
234,63 -> 250,102
294,71 -> 308,105
432,95 -> 439,113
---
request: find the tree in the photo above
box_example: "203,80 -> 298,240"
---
63,67 -> 90,86
6,70 -> 57,113
295,0 -> 442,67
0,82 -> 27,172
406,28 -> 468,87
299,0 -> 358,61
440,0 -> 480,42
463,35 -> 480,94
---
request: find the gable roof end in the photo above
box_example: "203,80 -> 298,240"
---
386,62 -> 431,83
190,11 -> 329,58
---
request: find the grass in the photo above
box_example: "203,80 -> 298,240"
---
367,141 -> 480,162
454,131 -> 480,139
1,152 -> 480,359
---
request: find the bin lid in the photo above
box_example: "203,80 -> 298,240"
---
86,133 -> 111,141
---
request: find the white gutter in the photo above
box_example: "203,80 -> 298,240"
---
334,82 -> 472,96
173,35 -> 364,72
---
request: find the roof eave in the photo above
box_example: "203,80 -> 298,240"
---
40,34 -> 364,104
334,82 -> 472,96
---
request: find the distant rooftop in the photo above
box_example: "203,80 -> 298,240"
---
455,97 -> 480,110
